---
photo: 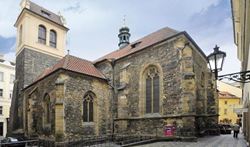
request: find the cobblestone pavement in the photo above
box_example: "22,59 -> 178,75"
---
136,134 -> 248,147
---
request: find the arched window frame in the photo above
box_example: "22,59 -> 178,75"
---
43,94 -> 51,124
49,30 -> 57,48
139,64 -> 163,116
83,91 -> 95,122
145,66 -> 160,113
38,25 -> 46,44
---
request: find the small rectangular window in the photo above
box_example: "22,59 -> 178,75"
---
224,101 -> 227,105
0,89 -> 3,97
41,10 -> 50,18
0,106 -> 2,115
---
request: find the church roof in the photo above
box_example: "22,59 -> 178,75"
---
15,1 -> 68,30
32,55 -> 106,86
29,1 -> 63,26
95,27 -> 207,64
95,27 -> 179,63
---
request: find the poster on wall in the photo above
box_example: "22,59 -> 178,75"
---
164,125 -> 175,136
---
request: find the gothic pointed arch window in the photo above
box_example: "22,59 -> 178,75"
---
83,92 -> 95,122
38,25 -> 46,44
145,66 -> 160,113
43,94 -> 51,124
49,30 -> 57,48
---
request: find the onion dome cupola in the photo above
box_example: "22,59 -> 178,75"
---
118,26 -> 130,49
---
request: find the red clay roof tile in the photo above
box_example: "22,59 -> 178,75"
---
34,55 -> 106,84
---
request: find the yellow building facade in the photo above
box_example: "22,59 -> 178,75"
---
15,0 -> 68,58
219,91 -> 241,124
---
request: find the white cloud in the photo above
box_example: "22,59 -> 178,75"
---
0,0 -> 19,37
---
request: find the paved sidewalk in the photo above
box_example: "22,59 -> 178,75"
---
135,134 -> 248,147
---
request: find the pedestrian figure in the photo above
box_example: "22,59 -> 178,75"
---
233,123 -> 240,138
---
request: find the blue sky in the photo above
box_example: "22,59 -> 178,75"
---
0,0 -> 240,75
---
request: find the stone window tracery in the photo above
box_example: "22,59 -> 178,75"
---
145,66 -> 160,113
83,92 -> 94,122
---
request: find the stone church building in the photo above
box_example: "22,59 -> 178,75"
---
9,0 -> 218,141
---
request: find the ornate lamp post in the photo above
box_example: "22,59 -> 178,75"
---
208,45 -> 250,83
207,45 -> 226,79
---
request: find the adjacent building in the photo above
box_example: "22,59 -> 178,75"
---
217,81 -> 242,124
231,0 -> 250,143
9,0 -> 218,142
218,91 -> 241,124
0,55 -> 15,138
217,81 -> 242,98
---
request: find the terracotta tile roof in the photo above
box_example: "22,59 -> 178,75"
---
34,55 -> 106,84
95,27 -> 179,63
219,91 -> 239,98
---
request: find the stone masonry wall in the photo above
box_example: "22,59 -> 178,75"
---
96,35 -> 214,137
96,35 -> 190,136
23,69 -> 61,138
63,71 -> 111,140
17,48 -> 61,89
23,70 -> 111,140
113,37 -> 183,118
10,48 -> 61,132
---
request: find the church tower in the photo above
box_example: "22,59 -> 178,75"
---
9,0 -> 68,133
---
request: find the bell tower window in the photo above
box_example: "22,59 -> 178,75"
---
50,30 -> 57,48
38,25 -> 46,44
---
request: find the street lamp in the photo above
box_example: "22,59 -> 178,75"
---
207,45 -> 226,79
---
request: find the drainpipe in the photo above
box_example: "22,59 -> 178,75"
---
108,58 -> 116,139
